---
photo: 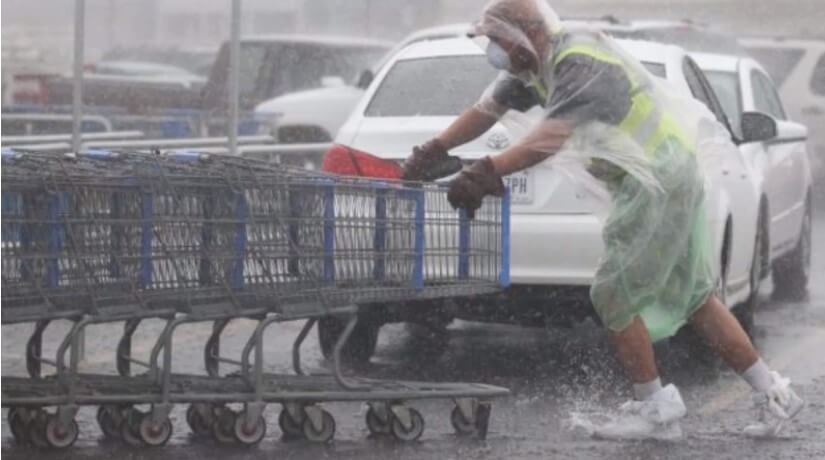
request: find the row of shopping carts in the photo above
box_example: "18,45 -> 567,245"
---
0,148 -> 511,449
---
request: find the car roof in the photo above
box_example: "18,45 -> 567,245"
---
393,37 -> 483,61
613,38 -> 686,63
239,34 -> 393,49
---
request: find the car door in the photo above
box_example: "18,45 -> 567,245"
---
683,57 -> 757,293
746,65 -> 806,251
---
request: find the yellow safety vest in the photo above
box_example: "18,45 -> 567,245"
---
546,35 -> 691,157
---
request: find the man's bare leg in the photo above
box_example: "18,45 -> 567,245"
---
608,316 -> 660,385
688,295 -> 759,373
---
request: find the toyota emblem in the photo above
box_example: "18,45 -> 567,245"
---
486,132 -> 510,150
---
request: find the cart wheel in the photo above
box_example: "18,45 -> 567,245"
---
233,413 -> 266,446
278,410 -> 304,439
119,409 -> 145,447
302,409 -> 335,443
138,414 -> 173,447
186,404 -> 213,437
365,408 -> 391,435
211,408 -> 238,444
28,410 -> 50,449
8,408 -> 30,445
450,406 -> 476,436
44,415 -> 79,449
97,406 -> 121,439
390,407 -> 424,442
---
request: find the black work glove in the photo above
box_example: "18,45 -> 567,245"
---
402,138 -> 463,181
447,157 -> 505,219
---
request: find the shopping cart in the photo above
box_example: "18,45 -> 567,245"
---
1,149 -> 510,448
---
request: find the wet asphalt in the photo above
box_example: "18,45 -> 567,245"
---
2,198 -> 824,460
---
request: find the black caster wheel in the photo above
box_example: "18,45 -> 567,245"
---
211,407 -> 238,444
8,408 -> 31,445
233,412 -> 266,446
186,404 -> 213,437
119,408 -> 145,447
450,406 -> 476,436
390,407 -> 424,442
278,410 -> 304,439
302,409 -> 335,443
138,414 -> 173,447
44,415 -> 79,449
97,406 -> 121,439
28,410 -> 50,449
365,407 -> 391,436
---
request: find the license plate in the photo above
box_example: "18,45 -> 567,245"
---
503,170 -> 533,204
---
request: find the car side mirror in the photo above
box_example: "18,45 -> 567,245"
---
356,69 -> 374,89
741,111 -> 778,143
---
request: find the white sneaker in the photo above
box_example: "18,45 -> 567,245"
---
743,371 -> 805,438
592,384 -> 687,441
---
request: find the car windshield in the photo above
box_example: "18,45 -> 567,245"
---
366,56 -> 497,117
703,70 -> 743,135
744,47 -> 806,86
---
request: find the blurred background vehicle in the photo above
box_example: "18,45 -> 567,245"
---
321,36 -> 764,363
740,37 -> 825,187
253,24 -> 469,143
99,46 -> 217,77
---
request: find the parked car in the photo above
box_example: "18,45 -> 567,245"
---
320,36 -> 763,363
100,46 -> 218,77
43,35 -> 391,116
254,24 -> 470,144
740,38 -> 825,184
689,51 -> 813,299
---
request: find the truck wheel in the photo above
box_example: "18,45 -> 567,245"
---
318,315 -> 379,365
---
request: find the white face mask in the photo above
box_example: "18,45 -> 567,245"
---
486,41 -> 512,71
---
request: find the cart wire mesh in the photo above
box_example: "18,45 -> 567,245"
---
1,149 -> 510,322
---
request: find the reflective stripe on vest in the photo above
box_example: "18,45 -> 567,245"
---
552,38 -> 690,156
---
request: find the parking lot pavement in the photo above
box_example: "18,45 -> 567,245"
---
3,205 -> 824,460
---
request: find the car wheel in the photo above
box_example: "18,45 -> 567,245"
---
735,210 -> 768,337
772,195 -> 811,301
318,315 -> 379,365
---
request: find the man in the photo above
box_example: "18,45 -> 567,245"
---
404,0 -> 804,440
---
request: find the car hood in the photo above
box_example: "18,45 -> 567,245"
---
255,86 -> 365,114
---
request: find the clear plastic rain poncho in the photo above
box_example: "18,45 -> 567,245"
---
470,0 -> 734,341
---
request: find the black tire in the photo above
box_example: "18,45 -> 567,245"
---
318,315 -> 379,365
301,410 -> 335,443
772,197 -> 812,301
44,415 -> 79,449
186,404 -> 213,437
97,406 -> 121,439
390,408 -> 424,442
365,408 -> 391,436
405,322 -> 449,359
278,410 -> 304,439
8,408 -> 30,445
450,406 -> 476,436
735,210 -> 768,338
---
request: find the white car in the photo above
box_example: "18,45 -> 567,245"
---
322,36 -> 764,362
689,51 -> 813,299
740,38 -> 825,182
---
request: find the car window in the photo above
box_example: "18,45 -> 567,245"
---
744,46 -> 805,86
751,70 -> 786,119
366,56 -> 497,117
683,58 -> 737,138
641,62 -> 667,78
812,53 -> 825,96
704,70 -> 743,138
683,59 -> 715,110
